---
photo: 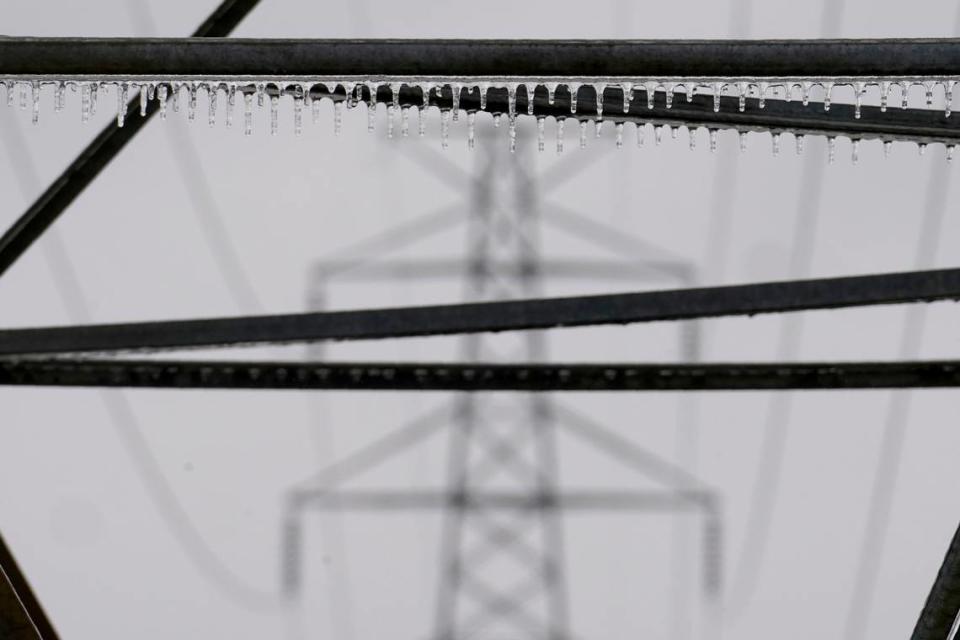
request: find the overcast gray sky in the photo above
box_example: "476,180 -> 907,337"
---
2,1 -> 960,639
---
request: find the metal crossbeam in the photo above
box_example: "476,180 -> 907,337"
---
4,358 -> 960,391
0,268 -> 956,357
0,38 -> 957,77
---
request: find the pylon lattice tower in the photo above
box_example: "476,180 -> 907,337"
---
432,142 -> 568,640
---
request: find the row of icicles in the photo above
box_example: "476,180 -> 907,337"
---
2,79 -> 958,161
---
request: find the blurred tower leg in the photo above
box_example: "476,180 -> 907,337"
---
432,141 -> 570,640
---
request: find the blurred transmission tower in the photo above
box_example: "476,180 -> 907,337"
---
283,124 -> 719,640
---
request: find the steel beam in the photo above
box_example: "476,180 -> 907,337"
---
3,358 -> 960,391
0,268 -> 957,357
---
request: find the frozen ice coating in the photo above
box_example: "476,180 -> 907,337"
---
7,76 -> 959,160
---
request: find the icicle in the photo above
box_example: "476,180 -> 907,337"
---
55,82 -> 65,113
900,82 -> 909,109
467,111 -> 476,149
138,83 -> 148,116
30,81 -> 39,125
81,83 -> 92,122
368,98 -> 377,133
538,117 -> 547,151
948,145 -> 956,161
621,82 -> 632,113
579,120 -> 588,148
226,84 -> 236,128
709,128 -> 718,153
884,140 -> 893,158
525,83 -> 536,116
493,113 -> 501,128
507,84 -> 518,119
645,82 -> 656,109
758,82 -> 767,109
418,104 -> 427,137
452,83 -> 462,120
827,136 -> 837,164
925,82 -> 934,107
556,117 -> 565,153
665,84 -> 674,109
688,127 -> 697,150
19,82 -> 27,110
269,94 -> 279,135
440,109 -> 450,149
569,83 -> 580,113
509,115 -> 517,153
420,85 -> 431,136
796,134 -> 805,155
772,132 -> 781,156
595,119 -> 603,138
116,83 -> 127,127
947,81 -> 955,118
479,83 -> 489,111
823,82 -> 833,111
671,126 -> 678,140
401,106 -> 410,137
243,92 -> 254,135
739,131 -> 748,153
880,81 -> 890,112
635,122 -> 644,147
854,82 -> 864,119
293,96 -> 303,135
387,105 -> 395,138
655,125 -> 664,145
738,82 -> 747,112
785,83 -> 794,102
3,81 -> 10,109
90,83 -> 98,116
334,100 -> 343,136
547,83 -> 558,107
257,83 -> 266,107
712,83 -> 721,112
157,84 -> 168,121
188,84 -> 198,122
801,82 -> 811,106
209,85 -> 219,128
851,139 -> 860,164
595,84 -> 605,119
919,142 -> 927,156
615,122 -> 624,149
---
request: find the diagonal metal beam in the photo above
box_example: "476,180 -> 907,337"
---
911,519 -> 960,640
0,268 -> 957,356
0,0 -> 262,279
0,532 -> 58,640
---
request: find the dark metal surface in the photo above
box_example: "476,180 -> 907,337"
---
4,358 -> 960,391
0,533 -> 58,640
358,83 -> 960,144
0,0 -> 262,279
0,268 -> 957,357
911,519 -> 960,640
1,39 -> 959,77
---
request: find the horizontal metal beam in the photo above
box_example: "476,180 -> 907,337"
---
0,39 -> 958,77
4,359 -> 960,391
289,489 -> 713,511
0,268 -> 957,357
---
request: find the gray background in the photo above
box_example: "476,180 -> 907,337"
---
2,0 -> 960,638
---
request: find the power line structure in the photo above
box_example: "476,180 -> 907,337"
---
280,129 -> 719,639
